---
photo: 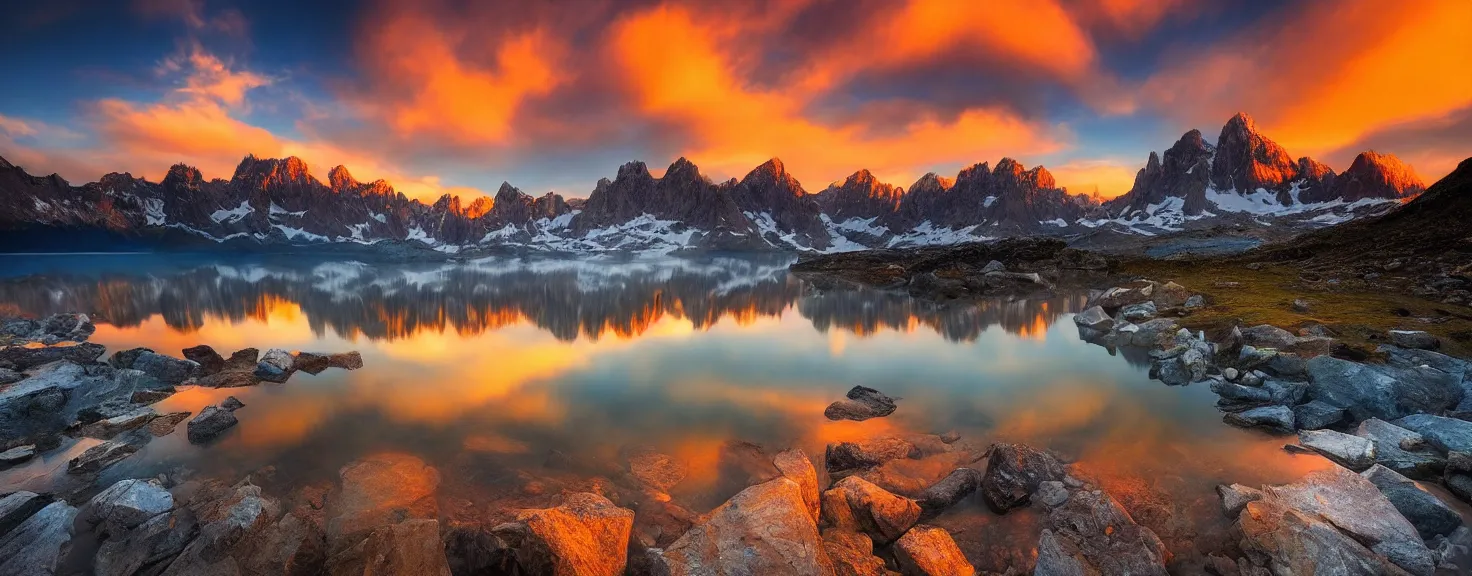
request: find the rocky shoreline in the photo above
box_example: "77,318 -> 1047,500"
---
5,283 -> 1472,575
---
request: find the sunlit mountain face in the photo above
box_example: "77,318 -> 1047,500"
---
0,253 -> 1327,573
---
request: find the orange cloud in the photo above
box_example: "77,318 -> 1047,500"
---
1145,0 -> 1472,165
354,12 -> 564,145
608,4 -> 1071,189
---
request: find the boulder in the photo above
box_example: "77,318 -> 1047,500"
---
1130,319 -> 1180,348
916,467 -> 981,513
1357,418 -> 1446,480
1307,356 -> 1460,421
328,518 -> 448,576
181,345 -> 226,375
893,525 -> 974,576
108,347 -> 152,369
1393,414 -> 1472,454
326,453 -> 440,554
1390,330 -> 1440,350
0,342 -> 106,371
1431,526 -> 1472,575
326,351 -> 364,370
824,385 -> 898,422
293,352 -> 333,375
1298,429 -> 1376,470
82,478 -> 174,537
825,437 -> 920,475
1242,324 -> 1298,349
67,437 -> 142,474
491,492 -> 634,576
1184,294 -> 1205,309
1362,464 -> 1461,540
1238,497 -> 1404,576
255,348 -> 295,383
1044,489 -> 1170,575
224,347 -> 259,370
1119,301 -> 1158,322
0,444 -> 36,465
0,501 -> 77,576
220,396 -> 244,411
980,443 -> 1064,512
186,404 -> 239,444
95,508 -> 199,576
1292,400 -> 1344,430
1217,483 -> 1264,517
0,491 -> 50,537
1154,281 -> 1191,308
1264,466 -> 1434,575
1212,379 -> 1273,405
662,478 -> 832,575
773,449 -> 820,524
0,368 -> 21,385
1034,529 -> 1088,576
821,476 -> 920,543
1073,306 -> 1114,331
1223,406 -> 1295,433
1095,284 -> 1155,310
78,407 -> 159,439
130,352 -> 199,385
822,531 -> 886,576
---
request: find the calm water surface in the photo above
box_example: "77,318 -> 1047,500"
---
0,252 -> 1330,570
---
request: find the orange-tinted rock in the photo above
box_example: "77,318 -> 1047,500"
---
774,448 -> 820,524
493,492 -> 635,576
662,478 -> 833,575
1238,498 -> 1400,575
1330,151 -> 1426,202
822,476 -> 921,543
893,525 -> 975,576
327,518 -> 450,576
325,453 -> 441,554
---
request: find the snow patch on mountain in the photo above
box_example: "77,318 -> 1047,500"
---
888,221 -> 986,248
144,199 -> 166,226
210,200 -> 254,224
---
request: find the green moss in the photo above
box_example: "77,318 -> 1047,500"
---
1119,259 -> 1472,359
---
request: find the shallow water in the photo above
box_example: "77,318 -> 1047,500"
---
0,252 -> 1334,571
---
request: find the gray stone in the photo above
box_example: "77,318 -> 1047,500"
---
1263,353 -> 1308,378
220,396 -> 244,411
1184,294 -> 1205,309
108,347 -> 152,369
1357,418 -> 1446,480
1119,301 -> 1158,322
1130,319 -> 1180,348
823,385 -> 897,422
1307,356 -> 1460,421
1224,406 -> 1295,433
67,438 -> 142,474
0,444 -> 36,465
825,437 -> 919,475
1393,414 -> 1472,454
1292,401 -> 1344,430
1298,429 -> 1376,470
916,468 -> 981,512
1212,379 -> 1273,404
1072,306 -> 1114,331
1223,367 -> 1240,381
980,260 -> 1006,274
1035,480 -> 1069,507
1095,284 -> 1155,309
94,508 -> 199,576
83,478 -> 174,537
181,345 -> 226,375
1034,529 -> 1087,576
1238,497 -> 1403,576
129,352 -> 199,385
1043,489 -> 1169,575
0,342 -> 106,371
1216,483 -> 1264,517
981,442 -> 1064,512
1390,330 -> 1440,350
0,501 -> 77,576
0,491 -> 49,537
1242,324 -> 1298,349
1265,466 -> 1434,575
78,407 -> 159,439
1361,464 -> 1462,540
254,348 -> 295,383
0,368 -> 22,385
187,404 -> 239,444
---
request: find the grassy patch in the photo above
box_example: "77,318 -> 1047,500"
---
1119,258 -> 1472,359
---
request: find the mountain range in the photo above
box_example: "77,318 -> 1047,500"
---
0,112 -> 1427,255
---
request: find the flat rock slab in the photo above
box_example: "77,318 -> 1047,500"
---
1362,464 -> 1462,540
1357,418 -> 1445,480
326,452 -> 441,554
1264,466 -> 1434,575
1393,414 -> 1472,454
1298,429 -> 1376,470
0,500 -> 77,576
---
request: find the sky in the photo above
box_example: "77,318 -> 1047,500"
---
1,0 -> 1469,202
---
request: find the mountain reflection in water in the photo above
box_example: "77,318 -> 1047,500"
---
0,253 -> 1328,572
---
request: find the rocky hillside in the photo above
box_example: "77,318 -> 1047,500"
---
0,113 -> 1431,255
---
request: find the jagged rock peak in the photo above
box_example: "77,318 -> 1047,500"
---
162,163 -> 204,188
232,154 -> 316,188
843,169 -> 879,187
756,157 -> 785,176
665,156 -> 703,182
328,165 -> 358,191
0,155 -> 13,170
1295,157 -> 1333,181
910,172 -> 954,192
1028,165 -> 1056,189
956,161 -> 991,184
1145,151 -> 1161,173
615,161 -> 651,181
1212,112 -> 1295,193
1331,150 -> 1425,201
466,196 -> 494,219
495,181 -> 523,199
993,157 -> 1025,178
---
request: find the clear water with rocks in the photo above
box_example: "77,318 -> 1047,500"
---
0,253 -> 1335,571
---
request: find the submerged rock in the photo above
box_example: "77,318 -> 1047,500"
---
626,448 -> 689,492
916,467 -> 981,513
491,492 -> 634,576
326,452 -> 441,555
981,442 -> 1064,512
329,518 -> 449,576
67,437 -> 142,474
825,437 -> 920,475
662,478 -> 831,575
824,385 -> 898,421
893,525 -> 974,576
